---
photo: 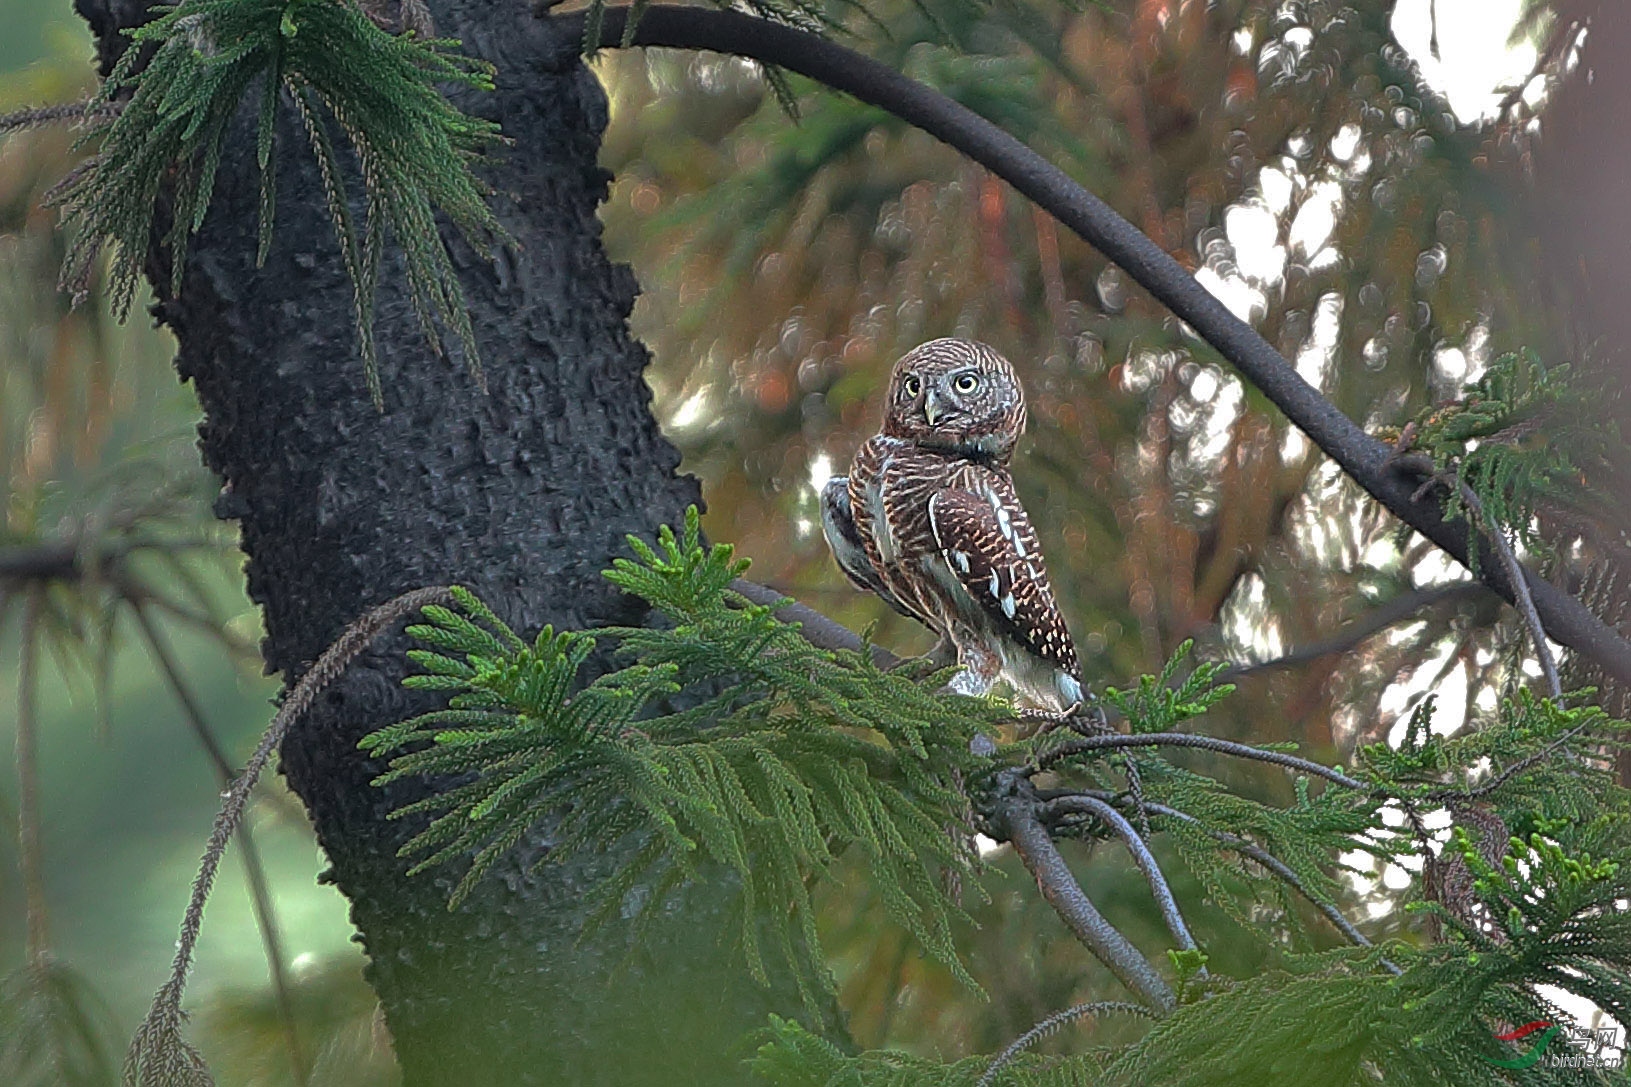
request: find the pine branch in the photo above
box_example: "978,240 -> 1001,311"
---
1039,794 -> 1197,956
554,3 -> 1631,691
54,0 -> 505,407
1036,732 -> 1373,793
126,595 -> 309,1086
0,100 -> 121,134
975,1001 -> 1152,1087
124,586 -> 453,1087
366,522 -> 997,1015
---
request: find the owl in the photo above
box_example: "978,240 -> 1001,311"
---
821,338 -> 1083,711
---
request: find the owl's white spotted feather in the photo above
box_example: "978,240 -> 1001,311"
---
927,483 -> 1080,682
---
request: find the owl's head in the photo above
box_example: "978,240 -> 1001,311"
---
880,338 -> 1027,460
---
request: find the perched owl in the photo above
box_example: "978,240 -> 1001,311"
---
821,338 -> 1083,710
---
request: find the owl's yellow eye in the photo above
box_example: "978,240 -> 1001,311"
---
902,375 -> 922,397
953,373 -> 979,394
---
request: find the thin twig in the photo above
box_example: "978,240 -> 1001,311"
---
128,599 -> 240,779
976,1001 -> 1151,1087
1037,732 -> 1372,793
1457,484 -> 1563,704
1043,786 -> 1394,967
1421,717 -> 1598,804
992,776 -> 1174,1012
0,100 -> 120,135
1040,794 -> 1197,953
1391,454 -> 1561,702
125,586 -> 454,1086
1141,800 -> 1384,961
730,577 -> 899,667
1217,582 -> 1489,683
127,596 -> 309,1086
135,588 -> 261,665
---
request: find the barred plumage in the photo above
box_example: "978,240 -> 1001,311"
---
822,339 -> 1083,710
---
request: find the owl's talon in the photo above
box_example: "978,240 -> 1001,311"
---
1020,701 -> 1114,737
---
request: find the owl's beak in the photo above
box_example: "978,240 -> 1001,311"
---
923,388 -> 945,426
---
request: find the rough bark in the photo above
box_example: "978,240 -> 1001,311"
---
74,1 -> 813,1083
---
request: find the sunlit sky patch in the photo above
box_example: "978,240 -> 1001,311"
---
1391,0 -> 1539,122
1203,2 -> 1536,677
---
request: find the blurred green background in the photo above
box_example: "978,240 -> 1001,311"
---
0,2 -> 377,1081
2,0 -> 1621,1083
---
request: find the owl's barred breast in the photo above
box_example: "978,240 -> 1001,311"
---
849,436 -> 944,622
847,435 -> 1082,709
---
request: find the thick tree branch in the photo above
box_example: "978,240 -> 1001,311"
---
0,542 -> 81,582
990,775 -> 1175,1012
558,4 -> 1631,691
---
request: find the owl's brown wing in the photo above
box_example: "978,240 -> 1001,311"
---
820,476 -> 914,618
927,482 -> 1081,679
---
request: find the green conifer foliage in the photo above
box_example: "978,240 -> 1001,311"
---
369,508 -> 1630,1084
363,508 -> 1008,1014
53,0 -> 504,406
1400,349 -> 1620,571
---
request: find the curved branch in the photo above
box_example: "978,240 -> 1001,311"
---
1141,800 -> 1379,957
125,586 -> 454,1086
1047,787 -> 1394,967
555,5 -> 1631,691
1040,794 -> 1197,954
1038,731 -> 1372,792
993,783 -> 1175,1012
126,594 -> 309,1084
1449,474 -> 1562,701
976,1001 -> 1152,1087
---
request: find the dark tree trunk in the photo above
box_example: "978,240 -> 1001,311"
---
74,1 -> 814,1082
